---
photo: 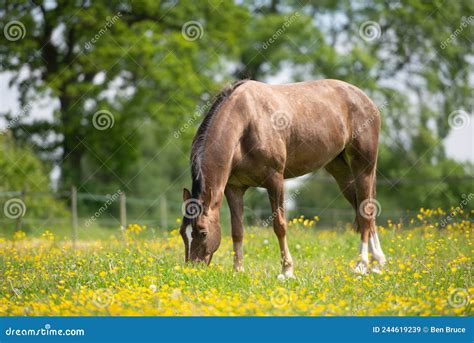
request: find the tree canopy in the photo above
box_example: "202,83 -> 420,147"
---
1,0 -> 472,223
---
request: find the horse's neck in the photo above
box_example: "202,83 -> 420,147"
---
200,149 -> 232,207
201,116 -> 242,206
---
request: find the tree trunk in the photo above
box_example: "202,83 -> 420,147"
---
59,94 -> 83,188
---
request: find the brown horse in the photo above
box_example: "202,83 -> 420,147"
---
179,79 -> 386,276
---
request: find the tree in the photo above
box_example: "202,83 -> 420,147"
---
1,0 -> 472,223
1,0 -> 247,194
0,132 -> 67,231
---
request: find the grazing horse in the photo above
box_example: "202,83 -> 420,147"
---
179,79 -> 386,276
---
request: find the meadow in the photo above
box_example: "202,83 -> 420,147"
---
0,209 -> 472,316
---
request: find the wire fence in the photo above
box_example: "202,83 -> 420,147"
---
0,175 -> 472,243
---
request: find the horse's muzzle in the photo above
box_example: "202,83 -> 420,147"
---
190,253 -> 212,265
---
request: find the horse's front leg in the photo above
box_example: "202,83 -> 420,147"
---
265,173 -> 294,278
225,185 -> 247,272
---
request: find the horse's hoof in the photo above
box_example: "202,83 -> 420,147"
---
371,253 -> 387,268
371,264 -> 383,274
354,260 -> 369,275
234,265 -> 244,273
282,269 -> 295,279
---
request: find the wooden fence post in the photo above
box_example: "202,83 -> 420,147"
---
160,195 -> 168,228
120,192 -> 127,240
71,186 -> 78,249
14,188 -> 26,232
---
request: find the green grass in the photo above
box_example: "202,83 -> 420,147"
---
0,218 -> 472,316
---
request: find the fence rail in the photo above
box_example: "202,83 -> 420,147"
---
1,176 -> 471,199
0,174 -> 472,244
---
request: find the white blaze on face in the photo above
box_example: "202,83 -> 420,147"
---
185,225 -> 193,259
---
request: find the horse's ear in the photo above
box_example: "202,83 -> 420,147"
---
183,188 -> 191,202
203,187 -> 212,211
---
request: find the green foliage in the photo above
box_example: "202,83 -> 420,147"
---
0,0 -> 246,191
0,0 -> 472,217
0,133 -> 67,230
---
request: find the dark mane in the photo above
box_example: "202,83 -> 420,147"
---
190,80 -> 248,197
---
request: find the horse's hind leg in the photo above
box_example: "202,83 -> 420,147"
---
265,172 -> 294,278
368,227 -> 386,273
325,154 -> 357,211
347,146 -> 386,274
326,153 -> 386,272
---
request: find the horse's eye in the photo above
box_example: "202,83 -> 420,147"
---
199,231 -> 208,238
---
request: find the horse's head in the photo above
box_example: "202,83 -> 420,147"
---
179,188 -> 221,265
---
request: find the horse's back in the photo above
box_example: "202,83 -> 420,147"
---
236,79 -> 379,130
227,79 -> 380,182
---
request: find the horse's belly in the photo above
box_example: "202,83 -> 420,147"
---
283,148 -> 342,178
283,130 -> 346,178
283,161 -> 326,178
230,122 -> 346,184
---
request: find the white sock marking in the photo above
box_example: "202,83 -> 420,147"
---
369,232 -> 386,266
360,242 -> 369,263
373,232 -> 384,253
355,242 -> 370,274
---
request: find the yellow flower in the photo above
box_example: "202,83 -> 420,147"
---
13,230 -> 26,240
41,230 -> 55,241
